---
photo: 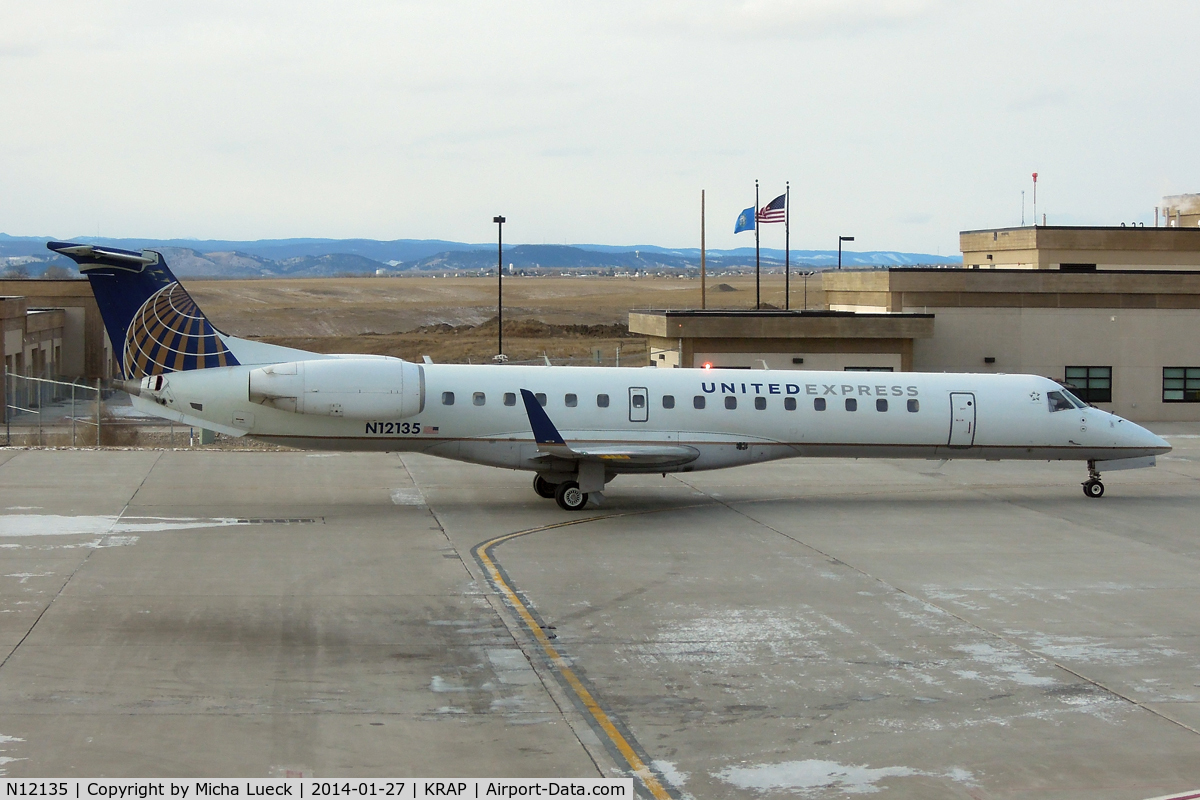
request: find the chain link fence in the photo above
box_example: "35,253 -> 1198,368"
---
2,372 -> 227,449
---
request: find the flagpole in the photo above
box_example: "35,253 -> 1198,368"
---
700,189 -> 706,310
755,179 -> 760,310
784,182 -> 790,311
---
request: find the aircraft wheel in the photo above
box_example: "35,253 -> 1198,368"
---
1083,479 -> 1105,498
554,481 -> 589,511
533,475 -> 557,499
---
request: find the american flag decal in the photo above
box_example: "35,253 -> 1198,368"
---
425,426 -> 439,434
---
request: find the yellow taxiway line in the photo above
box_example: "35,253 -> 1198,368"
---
472,516 -> 673,800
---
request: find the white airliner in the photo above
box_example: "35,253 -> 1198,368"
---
50,241 -> 1171,510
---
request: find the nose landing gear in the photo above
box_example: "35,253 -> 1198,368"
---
1083,460 -> 1105,498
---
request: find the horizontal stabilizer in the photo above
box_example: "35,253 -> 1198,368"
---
47,241 -> 159,271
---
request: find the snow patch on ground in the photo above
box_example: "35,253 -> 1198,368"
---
714,759 -> 976,795
953,642 -> 1056,687
632,607 -> 828,666
0,734 -> 25,776
0,514 -> 245,537
651,760 -> 690,791
390,489 -> 425,506
1012,632 -> 1182,667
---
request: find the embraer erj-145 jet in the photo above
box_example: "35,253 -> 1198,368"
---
50,241 -> 1171,510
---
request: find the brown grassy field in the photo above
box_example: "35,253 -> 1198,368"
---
186,273 -> 825,365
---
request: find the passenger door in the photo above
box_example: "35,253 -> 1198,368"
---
629,387 -> 649,422
947,392 -> 976,447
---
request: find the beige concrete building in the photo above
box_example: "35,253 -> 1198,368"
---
629,310 -> 933,372
633,218 -> 1200,423
823,268 -> 1200,422
960,225 -> 1200,271
1162,194 -> 1200,228
0,279 -> 112,379
2,296 -> 65,381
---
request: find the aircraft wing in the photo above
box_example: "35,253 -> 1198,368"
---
520,389 -> 699,468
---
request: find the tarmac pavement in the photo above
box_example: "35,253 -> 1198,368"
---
1,436 -> 1199,798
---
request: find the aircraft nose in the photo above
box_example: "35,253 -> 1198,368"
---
1143,427 -> 1172,454
1123,418 -> 1171,454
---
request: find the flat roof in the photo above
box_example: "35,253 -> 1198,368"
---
629,308 -> 935,340
632,308 -> 934,318
842,266 -> 1200,276
960,225 -> 1200,235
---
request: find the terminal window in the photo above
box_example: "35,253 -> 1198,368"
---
1163,367 -> 1200,402
1064,366 -> 1112,403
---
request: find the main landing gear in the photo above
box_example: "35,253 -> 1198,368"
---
532,475 -> 557,499
1083,460 -> 1105,499
532,475 -> 589,511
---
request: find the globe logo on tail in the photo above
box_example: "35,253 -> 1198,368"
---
123,282 -> 236,379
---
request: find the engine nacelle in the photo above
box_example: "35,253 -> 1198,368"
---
248,358 -> 424,419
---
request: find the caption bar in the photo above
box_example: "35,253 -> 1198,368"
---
2,782 -> 633,799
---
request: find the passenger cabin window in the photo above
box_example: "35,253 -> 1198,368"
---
535,393 -> 547,407
565,393 -> 578,407
693,396 -> 706,409
1046,390 -> 1074,412
504,392 -> 516,406
662,395 -> 675,409
907,399 -> 919,413
473,392 -> 486,406
442,391 -> 455,406
876,398 -> 888,412
845,398 -> 857,411
754,397 -> 766,410
632,394 -> 645,408
725,396 -> 737,410
784,397 -> 796,411
814,398 -> 826,411
597,394 -> 610,408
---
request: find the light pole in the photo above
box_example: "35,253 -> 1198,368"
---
494,216 -> 505,359
838,236 -> 854,270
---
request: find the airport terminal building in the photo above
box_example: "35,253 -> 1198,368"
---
631,224 -> 1200,422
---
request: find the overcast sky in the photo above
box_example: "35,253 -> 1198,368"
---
3,1 -> 1195,253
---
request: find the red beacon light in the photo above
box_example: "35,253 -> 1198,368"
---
702,362 -> 713,370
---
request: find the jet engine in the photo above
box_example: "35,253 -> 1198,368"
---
248,358 -> 424,419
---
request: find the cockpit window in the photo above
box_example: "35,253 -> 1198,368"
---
1047,390 -> 1074,412
1061,389 -> 1086,408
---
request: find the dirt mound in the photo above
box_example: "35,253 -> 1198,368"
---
715,283 -> 738,292
411,317 -> 637,339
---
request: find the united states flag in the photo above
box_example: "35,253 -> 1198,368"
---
757,193 -> 786,224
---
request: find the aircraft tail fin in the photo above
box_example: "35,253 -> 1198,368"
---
47,241 -> 239,379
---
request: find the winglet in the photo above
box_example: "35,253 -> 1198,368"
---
520,389 -> 571,453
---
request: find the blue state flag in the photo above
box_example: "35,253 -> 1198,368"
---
734,206 -> 756,234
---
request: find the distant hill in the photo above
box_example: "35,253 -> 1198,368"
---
0,233 -> 960,278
